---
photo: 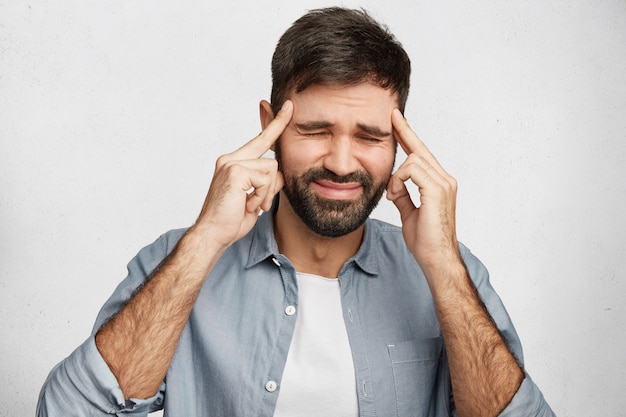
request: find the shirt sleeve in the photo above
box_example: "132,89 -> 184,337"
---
36,336 -> 164,416
499,373 -> 556,416
459,243 -> 556,416
37,229 -> 185,416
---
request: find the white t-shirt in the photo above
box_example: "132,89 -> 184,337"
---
272,272 -> 359,417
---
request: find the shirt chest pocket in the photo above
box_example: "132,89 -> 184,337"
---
387,337 -> 444,417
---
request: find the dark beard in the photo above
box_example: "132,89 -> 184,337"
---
276,144 -> 390,237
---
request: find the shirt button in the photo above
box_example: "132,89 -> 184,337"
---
285,305 -> 296,316
272,257 -> 281,267
265,380 -> 278,392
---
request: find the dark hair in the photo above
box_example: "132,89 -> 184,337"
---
270,7 -> 411,115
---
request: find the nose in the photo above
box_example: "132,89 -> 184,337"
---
323,136 -> 359,177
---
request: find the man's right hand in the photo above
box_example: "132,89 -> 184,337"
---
95,100 -> 293,400
191,100 -> 293,249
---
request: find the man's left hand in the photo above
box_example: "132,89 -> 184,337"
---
386,109 -> 462,278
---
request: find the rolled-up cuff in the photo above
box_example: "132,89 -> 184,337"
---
38,336 -> 160,416
499,373 -> 556,417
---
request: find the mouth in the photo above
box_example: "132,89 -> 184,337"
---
311,179 -> 363,200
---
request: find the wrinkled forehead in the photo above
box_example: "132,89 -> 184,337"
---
288,83 -> 399,128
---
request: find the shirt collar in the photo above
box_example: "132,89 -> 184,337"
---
246,210 -> 281,269
246,206 -> 380,277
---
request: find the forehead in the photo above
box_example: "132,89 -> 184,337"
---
288,83 -> 398,125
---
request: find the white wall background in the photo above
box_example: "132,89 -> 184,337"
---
1,1 -> 625,416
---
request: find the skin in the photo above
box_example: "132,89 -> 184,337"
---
95,101 -> 293,401
263,83 -> 397,277
387,108 -> 524,416
95,83 -> 524,417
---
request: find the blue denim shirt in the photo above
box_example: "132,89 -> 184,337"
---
38,211 -> 554,416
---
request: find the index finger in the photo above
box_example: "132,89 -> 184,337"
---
391,109 -> 450,178
392,109 -> 445,167
391,108 -> 429,157
233,100 -> 293,160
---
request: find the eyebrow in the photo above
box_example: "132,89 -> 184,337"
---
295,121 -> 392,138
295,121 -> 335,131
357,123 -> 392,138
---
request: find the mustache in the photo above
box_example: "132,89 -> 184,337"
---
301,168 -> 373,187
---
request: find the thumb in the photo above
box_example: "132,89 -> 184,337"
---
387,177 -> 416,222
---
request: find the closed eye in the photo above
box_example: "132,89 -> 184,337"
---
303,131 -> 330,137
295,121 -> 334,137
357,135 -> 383,143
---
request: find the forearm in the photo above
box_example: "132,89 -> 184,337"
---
426,260 -> 524,417
95,227 -> 225,399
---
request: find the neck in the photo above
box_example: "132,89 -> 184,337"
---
273,192 -> 364,278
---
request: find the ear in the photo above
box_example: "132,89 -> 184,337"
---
259,100 -> 275,129
259,100 -> 278,151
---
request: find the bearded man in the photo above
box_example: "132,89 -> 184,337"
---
38,7 -> 554,417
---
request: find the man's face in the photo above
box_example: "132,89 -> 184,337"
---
275,83 -> 398,237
